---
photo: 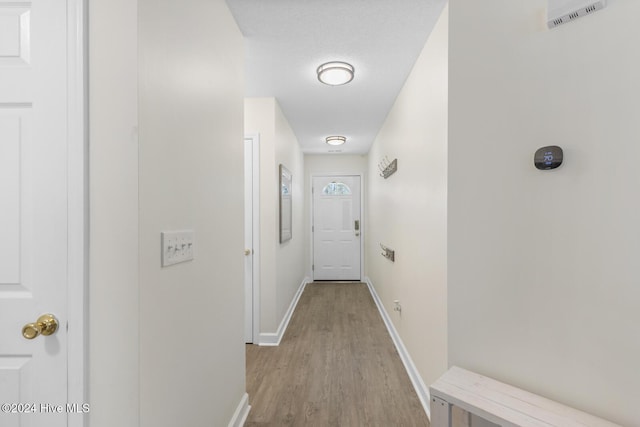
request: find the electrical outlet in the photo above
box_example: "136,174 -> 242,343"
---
161,230 -> 194,267
393,300 -> 402,314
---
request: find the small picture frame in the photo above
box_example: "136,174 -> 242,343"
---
279,164 -> 292,243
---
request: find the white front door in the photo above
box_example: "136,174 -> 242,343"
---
312,176 -> 361,281
0,1 -> 74,425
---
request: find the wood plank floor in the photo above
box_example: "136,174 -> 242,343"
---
245,282 -> 429,427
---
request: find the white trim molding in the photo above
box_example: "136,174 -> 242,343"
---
259,277 -> 310,346
365,276 -> 431,420
227,392 -> 250,427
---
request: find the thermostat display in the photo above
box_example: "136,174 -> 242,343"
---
534,146 -> 563,170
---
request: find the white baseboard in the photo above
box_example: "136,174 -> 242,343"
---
258,277 -> 310,346
364,276 -> 431,420
227,392 -> 250,427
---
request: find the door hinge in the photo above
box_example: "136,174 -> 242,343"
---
312,226 -> 314,232
312,264 -> 314,271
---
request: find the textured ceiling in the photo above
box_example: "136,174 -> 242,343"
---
226,0 -> 447,154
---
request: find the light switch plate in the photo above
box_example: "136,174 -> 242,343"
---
161,230 -> 194,267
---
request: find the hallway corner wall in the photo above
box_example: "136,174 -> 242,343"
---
365,4 -> 448,389
137,1 -> 246,426
245,98 -> 306,336
449,1 -> 640,425
89,0 -> 139,425
91,2 -> 247,424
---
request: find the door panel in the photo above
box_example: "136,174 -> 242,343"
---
0,1 -> 69,425
0,116 -> 21,284
312,176 -> 361,281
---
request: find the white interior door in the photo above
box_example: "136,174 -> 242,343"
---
244,135 -> 260,343
312,176 -> 361,281
0,1 -> 72,425
243,137 -> 254,343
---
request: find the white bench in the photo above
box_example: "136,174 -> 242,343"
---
429,367 -> 621,427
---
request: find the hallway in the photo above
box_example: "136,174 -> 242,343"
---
245,283 -> 428,427
81,1 -> 640,425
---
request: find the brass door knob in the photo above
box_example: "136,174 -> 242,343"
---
22,314 -> 59,340
244,249 -> 251,256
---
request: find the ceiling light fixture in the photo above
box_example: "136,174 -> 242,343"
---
317,61 -> 354,86
325,136 -> 346,146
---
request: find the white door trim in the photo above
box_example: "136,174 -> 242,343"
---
245,133 -> 261,344
67,0 -> 88,424
310,173 -> 364,282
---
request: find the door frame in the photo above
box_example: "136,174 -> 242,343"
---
244,133 -> 261,344
67,0 -> 88,424
310,173 -> 364,282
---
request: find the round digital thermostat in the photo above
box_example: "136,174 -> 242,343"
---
534,146 -> 563,170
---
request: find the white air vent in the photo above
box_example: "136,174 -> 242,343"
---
547,0 -> 606,29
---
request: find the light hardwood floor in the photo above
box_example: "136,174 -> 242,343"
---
245,282 -> 429,427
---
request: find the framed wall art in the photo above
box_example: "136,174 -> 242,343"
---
279,164 -> 292,243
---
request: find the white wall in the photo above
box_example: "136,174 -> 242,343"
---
245,98 -> 306,335
89,0 -> 139,425
90,1 -> 247,426
274,102 -> 307,322
304,155 -> 368,278
449,1 -> 640,425
137,2 -> 245,426
365,5 -> 448,388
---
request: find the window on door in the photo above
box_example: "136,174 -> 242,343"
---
322,182 -> 352,196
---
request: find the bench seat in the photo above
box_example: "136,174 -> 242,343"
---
429,367 -> 621,427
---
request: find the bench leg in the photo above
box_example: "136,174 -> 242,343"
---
452,406 -> 471,427
431,396 -> 452,427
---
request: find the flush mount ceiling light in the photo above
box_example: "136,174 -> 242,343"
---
325,136 -> 346,146
317,61 -> 354,86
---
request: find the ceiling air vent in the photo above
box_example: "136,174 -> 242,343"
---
547,0 -> 606,29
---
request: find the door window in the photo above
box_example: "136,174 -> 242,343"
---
322,182 -> 351,196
